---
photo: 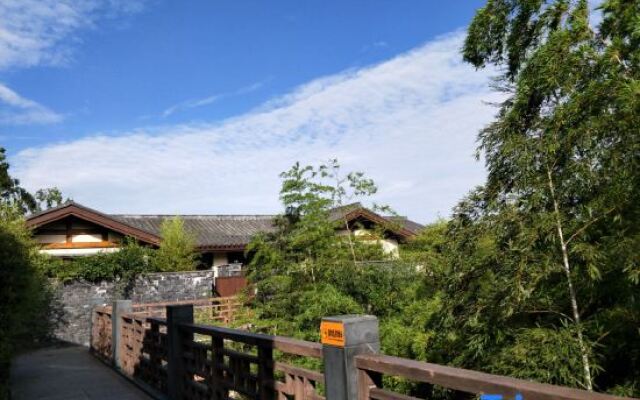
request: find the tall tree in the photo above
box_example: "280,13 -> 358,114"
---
0,147 -> 36,214
154,216 -> 198,271
460,0 -> 640,391
34,187 -> 65,211
245,160 -> 397,337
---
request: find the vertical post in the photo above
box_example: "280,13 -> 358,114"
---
112,300 -> 132,369
210,336 -> 227,400
321,315 -> 380,400
257,342 -> 275,400
167,304 -> 194,400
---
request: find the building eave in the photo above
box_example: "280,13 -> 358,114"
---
26,202 -> 161,246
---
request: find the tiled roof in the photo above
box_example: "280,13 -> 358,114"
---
112,214 -> 277,249
28,201 -> 423,249
385,216 -> 425,235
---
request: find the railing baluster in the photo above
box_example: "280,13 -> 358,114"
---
258,343 -> 275,400
211,336 -> 227,400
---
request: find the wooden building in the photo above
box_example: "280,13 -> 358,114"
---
26,201 -> 423,268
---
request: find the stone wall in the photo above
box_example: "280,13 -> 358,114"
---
53,270 -> 215,346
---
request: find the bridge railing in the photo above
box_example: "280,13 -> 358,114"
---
91,302 -> 638,400
91,305 -> 113,363
354,353 -> 631,400
178,322 -> 324,400
91,300 -> 324,400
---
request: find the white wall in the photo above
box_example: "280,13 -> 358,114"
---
40,248 -> 120,257
212,252 -> 228,267
337,228 -> 400,258
71,234 -> 102,243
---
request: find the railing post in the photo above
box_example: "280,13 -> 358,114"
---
112,300 -> 132,369
167,304 -> 194,400
321,315 -> 380,400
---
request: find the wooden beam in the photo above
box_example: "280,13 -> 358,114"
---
43,241 -> 118,250
65,219 -> 72,243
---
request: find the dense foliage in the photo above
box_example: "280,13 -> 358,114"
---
0,208 -> 55,399
0,148 -> 63,399
444,0 -> 640,394
154,216 -> 198,271
42,238 -> 159,297
246,161 -> 401,338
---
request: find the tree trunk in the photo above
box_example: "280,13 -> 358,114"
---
546,169 -> 593,391
344,218 -> 358,266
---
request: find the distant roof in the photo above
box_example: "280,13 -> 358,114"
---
385,216 -> 425,235
329,202 -> 424,236
112,214 -> 277,250
27,201 -> 423,249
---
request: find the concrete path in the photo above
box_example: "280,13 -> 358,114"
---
11,345 -> 153,400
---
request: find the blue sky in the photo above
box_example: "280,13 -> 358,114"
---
1,1 -> 498,222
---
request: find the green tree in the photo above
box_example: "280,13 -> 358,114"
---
0,147 -> 36,214
154,216 -> 198,271
1,147 -> 68,214
445,0 -> 640,393
34,187 -> 65,211
0,205 -> 54,399
248,160 -> 389,284
400,219 -> 448,270
246,160 -> 400,338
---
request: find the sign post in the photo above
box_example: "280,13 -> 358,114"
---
321,315 -> 379,400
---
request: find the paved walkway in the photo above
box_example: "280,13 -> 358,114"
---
11,346 -> 153,400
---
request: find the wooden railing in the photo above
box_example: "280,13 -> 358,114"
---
91,300 -> 324,400
130,296 -> 242,324
354,354 -> 634,400
90,306 -> 113,363
178,323 -> 324,400
92,302 -> 638,400
119,314 -> 169,393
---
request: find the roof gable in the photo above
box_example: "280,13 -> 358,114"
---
328,203 -> 422,239
26,201 -> 161,245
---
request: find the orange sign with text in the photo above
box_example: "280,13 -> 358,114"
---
320,321 -> 345,347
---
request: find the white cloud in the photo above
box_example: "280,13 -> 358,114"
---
0,82 -> 63,124
14,31 -> 502,223
0,0 -> 145,70
162,80 -> 268,118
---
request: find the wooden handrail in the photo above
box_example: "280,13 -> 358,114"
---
355,354 -> 637,400
92,302 -> 638,400
178,322 -> 323,358
96,296 -> 241,313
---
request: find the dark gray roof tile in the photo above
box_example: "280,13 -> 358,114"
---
111,214 -> 277,248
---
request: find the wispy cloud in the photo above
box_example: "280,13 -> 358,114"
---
14,31 -> 502,222
0,0 -> 145,70
361,41 -> 388,53
0,82 -> 63,124
0,0 -> 145,125
162,80 -> 268,118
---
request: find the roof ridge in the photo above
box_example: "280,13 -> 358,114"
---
112,214 -> 278,218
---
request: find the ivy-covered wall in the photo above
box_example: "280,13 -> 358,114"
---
53,270 -> 215,345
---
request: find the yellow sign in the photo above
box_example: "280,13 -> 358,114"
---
320,321 -> 345,347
